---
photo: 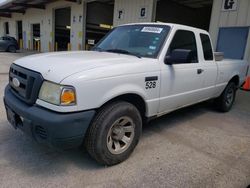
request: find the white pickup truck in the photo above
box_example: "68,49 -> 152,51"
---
4,23 -> 249,165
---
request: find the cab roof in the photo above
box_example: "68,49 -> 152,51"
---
120,22 -> 210,35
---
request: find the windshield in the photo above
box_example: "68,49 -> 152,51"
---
93,24 -> 171,58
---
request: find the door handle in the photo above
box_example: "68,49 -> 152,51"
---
197,69 -> 204,74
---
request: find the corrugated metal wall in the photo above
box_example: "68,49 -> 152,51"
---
113,0 -> 155,26
1,0 -> 250,64
209,0 -> 250,62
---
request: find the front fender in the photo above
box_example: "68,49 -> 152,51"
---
75,76 -> 148,111
67,73 -> 160,117
100,83 -> 148,110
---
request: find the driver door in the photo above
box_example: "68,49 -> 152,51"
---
159,30 -> 205,114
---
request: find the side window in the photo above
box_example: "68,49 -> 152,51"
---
167,30 -> 198,63
3,37 -> 10,41
200,33 -> 214,61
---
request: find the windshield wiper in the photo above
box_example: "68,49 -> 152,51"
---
105,49 -> 141,58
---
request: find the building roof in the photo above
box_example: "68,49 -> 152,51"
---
0,0 -> 77,18
0,0 -> 213,18
171,0 -> 213,9
0,0 -> 12,7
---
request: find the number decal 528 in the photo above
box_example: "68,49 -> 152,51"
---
145,81 -> 156,89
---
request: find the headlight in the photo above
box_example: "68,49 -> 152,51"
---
38,81 -> 76,106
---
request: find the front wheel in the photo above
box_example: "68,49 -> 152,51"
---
214,82 -> 237,112
84,101 -> 142,166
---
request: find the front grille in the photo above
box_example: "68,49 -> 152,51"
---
35,126 -> 48,140
9,64 -> 43,105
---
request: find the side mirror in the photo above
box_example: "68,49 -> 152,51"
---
164,49 -> 192,65
214,52 -> 224,61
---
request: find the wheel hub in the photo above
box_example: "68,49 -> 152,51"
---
112,126 -> 125,141
226,88 -> 234,106
107,116 -> 135,155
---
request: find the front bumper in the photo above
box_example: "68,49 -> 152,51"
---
4,85 -> 95,149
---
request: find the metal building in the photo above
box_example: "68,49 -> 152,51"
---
0,0 -> 249,64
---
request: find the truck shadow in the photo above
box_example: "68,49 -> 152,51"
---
1,101 -> 216,176
144,100 -> 215,131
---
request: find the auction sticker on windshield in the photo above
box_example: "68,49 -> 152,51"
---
141,27 -> 163,34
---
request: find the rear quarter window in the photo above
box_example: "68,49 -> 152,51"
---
200,33 -> 214,61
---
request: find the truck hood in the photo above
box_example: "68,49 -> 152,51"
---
14,51 -> 149,83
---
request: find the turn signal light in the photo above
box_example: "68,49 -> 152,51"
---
60,88 -> 76,105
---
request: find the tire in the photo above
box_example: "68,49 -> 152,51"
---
8,45 -> 17,53
214,82 -> 237,112
84,101 -> 142,166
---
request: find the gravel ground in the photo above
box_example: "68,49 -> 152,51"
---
0,52 -> 250,188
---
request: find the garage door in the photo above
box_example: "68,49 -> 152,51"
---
216,27 -> 249,59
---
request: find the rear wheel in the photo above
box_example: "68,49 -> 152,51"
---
8,45 -> 16,53
214,82 -> 237,112
84,101 -> 142,166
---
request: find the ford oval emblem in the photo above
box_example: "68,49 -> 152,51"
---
13,77 -> 20,88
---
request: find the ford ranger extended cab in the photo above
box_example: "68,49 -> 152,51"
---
4,23 -> 249,165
